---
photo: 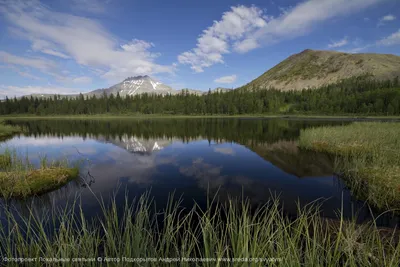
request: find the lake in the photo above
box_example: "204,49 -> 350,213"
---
1,118 -> 399,227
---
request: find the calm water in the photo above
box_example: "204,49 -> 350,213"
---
1,118 -> 399,227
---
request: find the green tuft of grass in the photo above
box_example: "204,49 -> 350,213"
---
0,149 -> 79,198
0,192 -> 399,267
299,122 -> 400,209
0,167 -> 79,198
0,154 -> 11,169
0,121 -> 21,139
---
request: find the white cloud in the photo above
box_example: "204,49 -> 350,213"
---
378,14 -> 396,26
179,0 -> 387,72
72,76 -> 92,84
178,5 -> 267,72
214,74 -> 237,84
31,39 -> 70,59
253,0 -> 386,42
378,29 -> 400,46
233,38 -> 260,53
0,51 -> 56,72
0,85 -> 82,98
328,37 -> 348,48
381,14 -> 396,21
344,44 -> 372,53
0,0 -> 174,82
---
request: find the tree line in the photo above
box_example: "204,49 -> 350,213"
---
7,119 -> 346,145
1,76 -> 399,116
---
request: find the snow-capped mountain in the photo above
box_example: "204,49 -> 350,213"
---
103,135 -> 173,155
21,76 -> 234,99
88,75 -> 175,97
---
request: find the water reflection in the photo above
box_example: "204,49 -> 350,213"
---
0,119 -> 398,227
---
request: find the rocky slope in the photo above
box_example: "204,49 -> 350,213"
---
88,75 -> 174,97
243,49 -> 400,91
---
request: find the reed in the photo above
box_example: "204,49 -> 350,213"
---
0,121 -> 20,139
0,192 -> 398,266
0,149 -> 79,198
299,122 -> 400,209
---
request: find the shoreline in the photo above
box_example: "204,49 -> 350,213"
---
2,114 -> 400,121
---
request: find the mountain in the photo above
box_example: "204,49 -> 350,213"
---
244,49 -> 400,91
88,75 -> 174,97
20,76 -> 234,99
99,135 -> 173,155
210,87 -> 232,93
176,88 -> 204,96
177,87 -> 232,95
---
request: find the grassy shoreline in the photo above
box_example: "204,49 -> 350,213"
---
299,122 -> 400,210
0,150 -> 79,198
1,114 -> 400,121
1,193 -> 399,266
0,121 -> 21,139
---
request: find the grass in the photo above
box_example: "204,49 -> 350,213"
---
0,149 -> 79,198
0,192 -> 399,266
299,122 -> 400,210
2,114 -> 400,121
0,121 -> 21,139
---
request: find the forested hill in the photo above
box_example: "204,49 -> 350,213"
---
242,49 -> 400,91
1,76 -> 399,116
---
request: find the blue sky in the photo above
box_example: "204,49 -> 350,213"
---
0,0 -> 399,97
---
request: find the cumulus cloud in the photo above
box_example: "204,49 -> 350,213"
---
233,38 -> 260,53
178,5 -> 267,72
178,0 -> 387,72
0,0 -> 174,82
214,75 -> 237,84
378,29 -> 400,46
328,37 -> 348,48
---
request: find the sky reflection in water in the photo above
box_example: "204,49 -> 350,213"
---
1,119 -> 398,227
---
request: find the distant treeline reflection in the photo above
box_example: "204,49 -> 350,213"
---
7,119 -> 348,144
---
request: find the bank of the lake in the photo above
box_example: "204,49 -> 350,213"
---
0,150 -> 79,198
1,193 -> 399,267
0,120 -> 21,139
0,117 -> 399,266
299,122 -> 400,210
2,114 -> 400,121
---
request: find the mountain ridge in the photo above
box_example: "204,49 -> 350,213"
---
22,77 -> 233,99
243,49 -> 400,91
20,49 -> 400,99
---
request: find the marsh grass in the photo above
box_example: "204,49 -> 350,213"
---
0,149 -> 79,198
0,192 -> 399,266
299,122 -> 400,209
0,122 -> 20,139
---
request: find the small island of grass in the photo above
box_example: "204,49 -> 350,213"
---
0,150 -> 79,198
0,121 -> 21,139
299,122 -> 400,210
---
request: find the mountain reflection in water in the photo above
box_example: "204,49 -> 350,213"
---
1,118 -> 398,227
